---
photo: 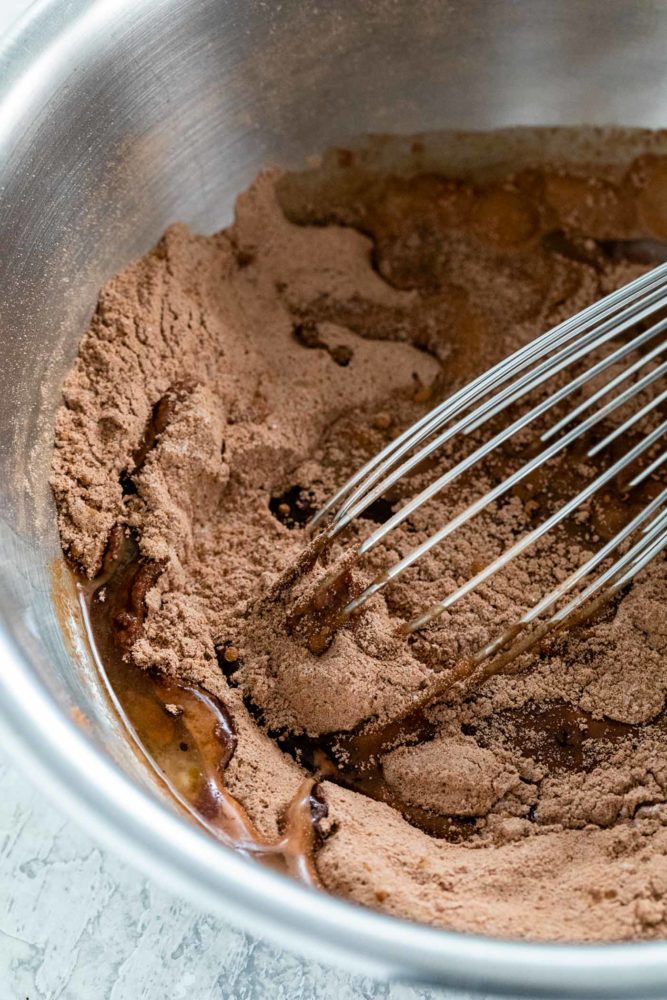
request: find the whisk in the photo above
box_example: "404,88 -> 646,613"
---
313,263 -> 667,663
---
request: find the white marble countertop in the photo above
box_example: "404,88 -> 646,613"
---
0,751 -> 466,1000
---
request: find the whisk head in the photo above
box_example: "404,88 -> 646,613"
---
314,263 -> 667,657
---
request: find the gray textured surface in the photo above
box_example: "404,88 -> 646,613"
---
0,752 -> 471,999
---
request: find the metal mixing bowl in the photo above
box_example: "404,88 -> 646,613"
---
2,1 -> 667,995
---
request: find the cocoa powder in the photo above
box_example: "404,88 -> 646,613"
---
51,136 -> 667,941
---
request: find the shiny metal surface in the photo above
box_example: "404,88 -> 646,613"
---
1,1 -> 667,995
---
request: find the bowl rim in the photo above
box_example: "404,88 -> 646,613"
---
2,1 -> 667,995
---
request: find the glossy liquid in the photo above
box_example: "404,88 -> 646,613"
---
78,540 -> 323,886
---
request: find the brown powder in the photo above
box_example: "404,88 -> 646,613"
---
51,135 -> 667,941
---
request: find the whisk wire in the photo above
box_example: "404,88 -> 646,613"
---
405,419 -> 667,631
543,331 -> 667,440
331,280 -> 667,536
313,264 -> 667,528
335,316 -> 667,540
319,264 -> 667,650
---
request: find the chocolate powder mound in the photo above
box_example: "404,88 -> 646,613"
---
51,137 -> 667,941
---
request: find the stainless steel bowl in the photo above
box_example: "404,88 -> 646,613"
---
2,1 -> 667,995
